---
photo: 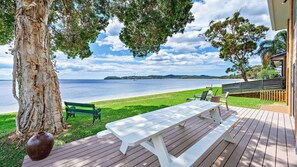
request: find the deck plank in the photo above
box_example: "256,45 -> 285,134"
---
234,109 -> 269,166
224,109 -> 266,166
146,108 -> 234,167
193,107 -> 250,167
262,112 -> 278,167
285,114 -> 297,167
102,118 -> 207,167
104,113 -> 216,167
211,108 -> 262,167
118,118 -> 212,167
276,113 -> 289,167
22,106 -> 297,167
237,110 -> 270,166
23,134 -> 118,167
76,112 -> 212,167
249,110 -> 274,167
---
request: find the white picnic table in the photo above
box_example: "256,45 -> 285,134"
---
103,100 -> 239,167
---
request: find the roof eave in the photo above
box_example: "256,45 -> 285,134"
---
267,0 -> 290,31
267,0 -> 277,30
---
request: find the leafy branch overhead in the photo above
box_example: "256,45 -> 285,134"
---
204,12 -> 269,81
50,0 -> 111,59
112,0 -> 194,57
0,0 -> 111,59
1,0 -> 194,59
0,0 -> 15,45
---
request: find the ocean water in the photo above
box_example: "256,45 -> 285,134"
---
0,79 -> 241,113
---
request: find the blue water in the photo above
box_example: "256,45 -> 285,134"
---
0,79 -> 241,113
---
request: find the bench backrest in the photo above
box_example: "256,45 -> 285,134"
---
64,102 -> 96,114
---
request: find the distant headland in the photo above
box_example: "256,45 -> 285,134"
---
104,74 -> 240,80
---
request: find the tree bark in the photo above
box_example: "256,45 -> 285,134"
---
13,0 -> 66,140
241,70 -> 248,82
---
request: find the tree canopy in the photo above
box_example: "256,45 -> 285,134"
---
112,0 -> 194,57
204,12 -> 269,81
1,0 -> 111,59
1,0 -> 194,58
0,0 -> 15,45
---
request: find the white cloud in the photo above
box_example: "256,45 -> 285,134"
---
105,18 -> 123,36
188,0 -> 270,29
163,30 -> 210,52
96,35 -> 127,51
97,18 -> 128,51
164,0 -> 274,53
92,55 -> 134,62
249,56 -> 262,65
52,49 -> 229,79
144,50 -> 225,66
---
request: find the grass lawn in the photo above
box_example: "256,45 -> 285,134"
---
0,87 -> 276,167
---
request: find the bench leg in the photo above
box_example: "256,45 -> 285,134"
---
218,107 -> 221,117
224,132 -> 235,143
120,142 -> 129,154
209,107 -> 223,124
66,112 -> 73,120
93,114 -> 100,124
152,135 -> 171,167
179,121 -> 187,127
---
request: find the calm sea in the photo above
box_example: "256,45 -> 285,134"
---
0,79 -> 241,113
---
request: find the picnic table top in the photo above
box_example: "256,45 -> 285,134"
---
106,100 -> 220,146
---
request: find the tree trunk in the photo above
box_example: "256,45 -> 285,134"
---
241,71 -> 248,82
13,0 -> 66,140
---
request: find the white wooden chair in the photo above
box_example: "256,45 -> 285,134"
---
220,92 -> 229,111
211,96 -> 221,116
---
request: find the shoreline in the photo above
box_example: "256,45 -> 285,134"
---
0,85 -> 220,114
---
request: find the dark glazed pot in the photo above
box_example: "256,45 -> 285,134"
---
26,131 -> 54,161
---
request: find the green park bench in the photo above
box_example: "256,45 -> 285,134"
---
64,102 -> 101,123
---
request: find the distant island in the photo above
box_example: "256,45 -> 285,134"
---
104,74 -> 241,80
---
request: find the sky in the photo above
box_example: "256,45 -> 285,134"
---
0,0 -> 277,79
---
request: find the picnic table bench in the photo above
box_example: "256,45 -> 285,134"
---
100,100 -> 239,167
64,102 -> 101,123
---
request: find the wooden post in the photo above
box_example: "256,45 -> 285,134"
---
274,90 -> 276,101
274,90 -> 277,101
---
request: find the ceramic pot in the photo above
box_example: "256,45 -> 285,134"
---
26,131 -> 54,161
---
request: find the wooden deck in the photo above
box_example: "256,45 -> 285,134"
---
22,106 -> 297,167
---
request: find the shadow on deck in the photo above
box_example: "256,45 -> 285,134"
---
22,106 -> 297,167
